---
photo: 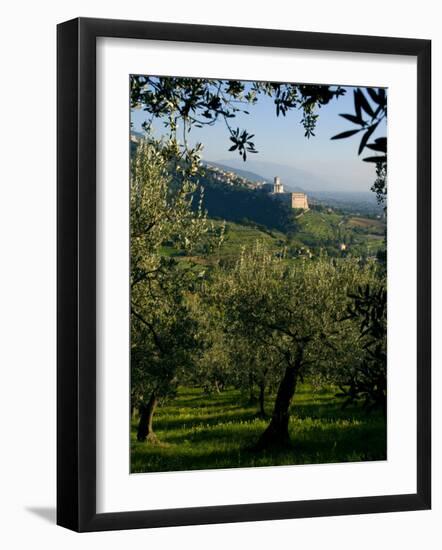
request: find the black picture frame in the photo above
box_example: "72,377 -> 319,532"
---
57,17 -> 431,532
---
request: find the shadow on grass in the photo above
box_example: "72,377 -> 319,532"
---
292,401 -> 380,422
171,391 -> 241,407
131,417 -> 386,473
130,387 -> 387,474
152,408 -> 259,432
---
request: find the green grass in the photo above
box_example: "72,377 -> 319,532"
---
178,221 -> 285,266
130,385 -> 386,474
160,213 -> 386,265
221,222 -> 284,253
297,210 -> 343,241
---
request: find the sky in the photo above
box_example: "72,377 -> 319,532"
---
131,81 -> 387,193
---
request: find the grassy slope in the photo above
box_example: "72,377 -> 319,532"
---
163,211 -> 386,264
293,210 -> 386,255
163,220 -> 285,265
131,386 -> 386,473
217,221 -> 285,258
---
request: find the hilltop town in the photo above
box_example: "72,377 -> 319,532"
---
205,165 -> 309,210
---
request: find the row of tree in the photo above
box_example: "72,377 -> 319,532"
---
130,140 -> 386,449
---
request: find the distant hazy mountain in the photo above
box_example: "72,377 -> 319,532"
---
131,130 -> 144,140
214,158 -> 326,192
309,190 -> 378,204
203,161 -> 270,184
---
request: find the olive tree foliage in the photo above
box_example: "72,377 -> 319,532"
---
371,161 -> 388,206
228,334 -> 280,418
187,291 -> 279,418
182,294 -> 231,394
130,139 -> 222,441
330,86 -> 387,409
131,76 -> 346,161
211,244 -> 378,448
336,282 -> 387,415
331,87 -> 388,205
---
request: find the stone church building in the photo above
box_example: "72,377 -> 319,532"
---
267,176 -> 309,210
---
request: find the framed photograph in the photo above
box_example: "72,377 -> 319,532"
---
57,17 -> 431,532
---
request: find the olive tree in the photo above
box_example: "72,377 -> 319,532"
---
227,334 -> 280,417
214,244 -> 376,449
187,286 -> 278,418
130,138 -> 221,442
183,294 -> 232,394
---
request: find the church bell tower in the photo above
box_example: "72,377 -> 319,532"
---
273,176 -> 284,194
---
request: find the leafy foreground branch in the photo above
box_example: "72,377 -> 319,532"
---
131,76 -> 345,161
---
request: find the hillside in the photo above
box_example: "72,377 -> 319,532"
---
291,210 -> 385,257
161,220 -> 285,266
195,171 -> 297,233
203,161 -> 268,183
190,167 -> 386,259
161,209 -> 385,267
129,146 -> 386,261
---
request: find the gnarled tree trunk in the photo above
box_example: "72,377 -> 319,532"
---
137,392 -> 158,443
255,349 -> 303,449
